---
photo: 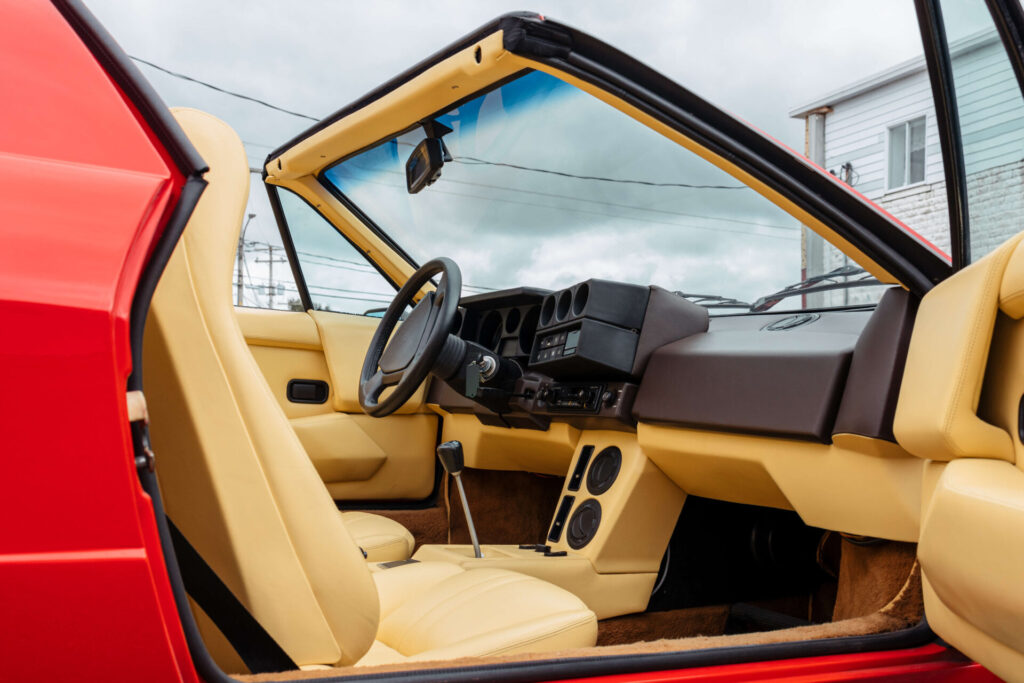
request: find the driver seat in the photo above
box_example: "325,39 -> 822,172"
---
142,108 -> 596,671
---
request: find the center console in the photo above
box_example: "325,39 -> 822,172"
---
411,432 -> 685,619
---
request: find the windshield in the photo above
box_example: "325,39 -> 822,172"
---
322,70 -> 889,309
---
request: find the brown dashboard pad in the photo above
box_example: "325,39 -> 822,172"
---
634,288 -> 915,443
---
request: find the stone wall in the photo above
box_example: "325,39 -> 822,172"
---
816,158 -> 1024,306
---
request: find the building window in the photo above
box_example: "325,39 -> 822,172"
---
887,117 -> 926,189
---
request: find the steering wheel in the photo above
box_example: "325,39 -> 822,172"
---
359,257 -> 462,417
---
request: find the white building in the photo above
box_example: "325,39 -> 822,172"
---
790,29 -> 1024,303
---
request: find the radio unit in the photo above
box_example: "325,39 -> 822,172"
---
544,383 -> 605,413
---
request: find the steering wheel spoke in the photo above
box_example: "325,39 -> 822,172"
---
359,257 -> 462,417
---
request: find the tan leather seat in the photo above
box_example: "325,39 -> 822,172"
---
340,511 -> 414,562
142,107 -> 596,671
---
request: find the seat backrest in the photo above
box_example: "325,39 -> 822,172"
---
143,108 -> 379,668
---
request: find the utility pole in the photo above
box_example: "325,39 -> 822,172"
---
255,243 -> 287,309
802,107 -> 831,308
236,213 -> 256,306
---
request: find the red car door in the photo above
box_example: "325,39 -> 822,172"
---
0,1 -> 205,681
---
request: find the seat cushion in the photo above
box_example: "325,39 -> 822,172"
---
361,564 -> 597,665
341,511 -> 415,562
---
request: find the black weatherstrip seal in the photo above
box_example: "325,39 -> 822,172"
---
51,0 -> 206,176
916,0 -> 971,270
168,521 -> 297,673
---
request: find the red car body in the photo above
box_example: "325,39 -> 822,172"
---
0,2 -> 1006,681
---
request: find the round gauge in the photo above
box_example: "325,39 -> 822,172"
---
504,306 -> 521,333
540,295 -> 555,327
572,282 -> 589,317
556,290 -> 572,321
478,310 -> 503,351
518,305 -> 540,355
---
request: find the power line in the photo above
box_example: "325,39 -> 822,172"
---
129,55 -> 319,121
339,161 -> 795,233
452,156 -> 746,190
428,177 -> 797,233
132,56 -> 747,191
348,176 -> 798,241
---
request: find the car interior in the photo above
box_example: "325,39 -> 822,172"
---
137,14 -> 1024,681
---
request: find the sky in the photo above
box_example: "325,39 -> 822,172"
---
84,0 -> 931,312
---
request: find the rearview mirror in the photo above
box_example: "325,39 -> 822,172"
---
406,138 -> 446,194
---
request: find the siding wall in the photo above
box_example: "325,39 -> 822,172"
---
814,32 -> 1024,295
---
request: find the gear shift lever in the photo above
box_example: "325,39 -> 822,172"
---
437,440 -> 482,558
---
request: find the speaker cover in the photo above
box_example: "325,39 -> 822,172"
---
567,499 -> 602,549
587,446 -> 621,495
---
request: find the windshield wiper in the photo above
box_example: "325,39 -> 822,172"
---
751,265 -> 880,312
675,292 -> 752,310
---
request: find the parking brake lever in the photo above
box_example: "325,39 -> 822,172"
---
437,440 -> 482,558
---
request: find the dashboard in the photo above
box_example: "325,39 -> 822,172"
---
428,278 -> 915,446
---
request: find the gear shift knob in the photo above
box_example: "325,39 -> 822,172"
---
436,440 -> 464,476
436,440 -> 481,558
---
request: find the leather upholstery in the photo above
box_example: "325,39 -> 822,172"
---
999,237 -> 1024,318
146,108 -> 381,666
341,511 -> 414,562
365,563 -> 597,665
893,234 -> 1022,462
145,108 -> 596,669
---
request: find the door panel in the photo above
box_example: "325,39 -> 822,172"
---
919,458 -> 1024,681
237,306 -> 437,500
896,235 -> 1024,681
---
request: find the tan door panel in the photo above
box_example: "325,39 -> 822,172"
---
325,413 -> 437,501
236,307 -> 437,500
895,235 -> 1024,681
919,459 -> 1024,681
308,310 -> 427,414
292,413 -> 387,482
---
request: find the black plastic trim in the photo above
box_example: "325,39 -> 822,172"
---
266,184 -> 315,311
1018,394 -> 1024,443
547,495 -> 575,543
567,445 -> 594,492
270,185 -> 402,306
915,0 -> 971,269
51,0 -> 207,177
286,379 -> 330,404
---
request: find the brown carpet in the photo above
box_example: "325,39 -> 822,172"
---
237,542 -> 923,682
596,605 -> 729,646
448,468 -> 564,546
833,538 -> 917,621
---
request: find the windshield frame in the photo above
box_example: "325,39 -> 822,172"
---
267,12 -> 955,314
